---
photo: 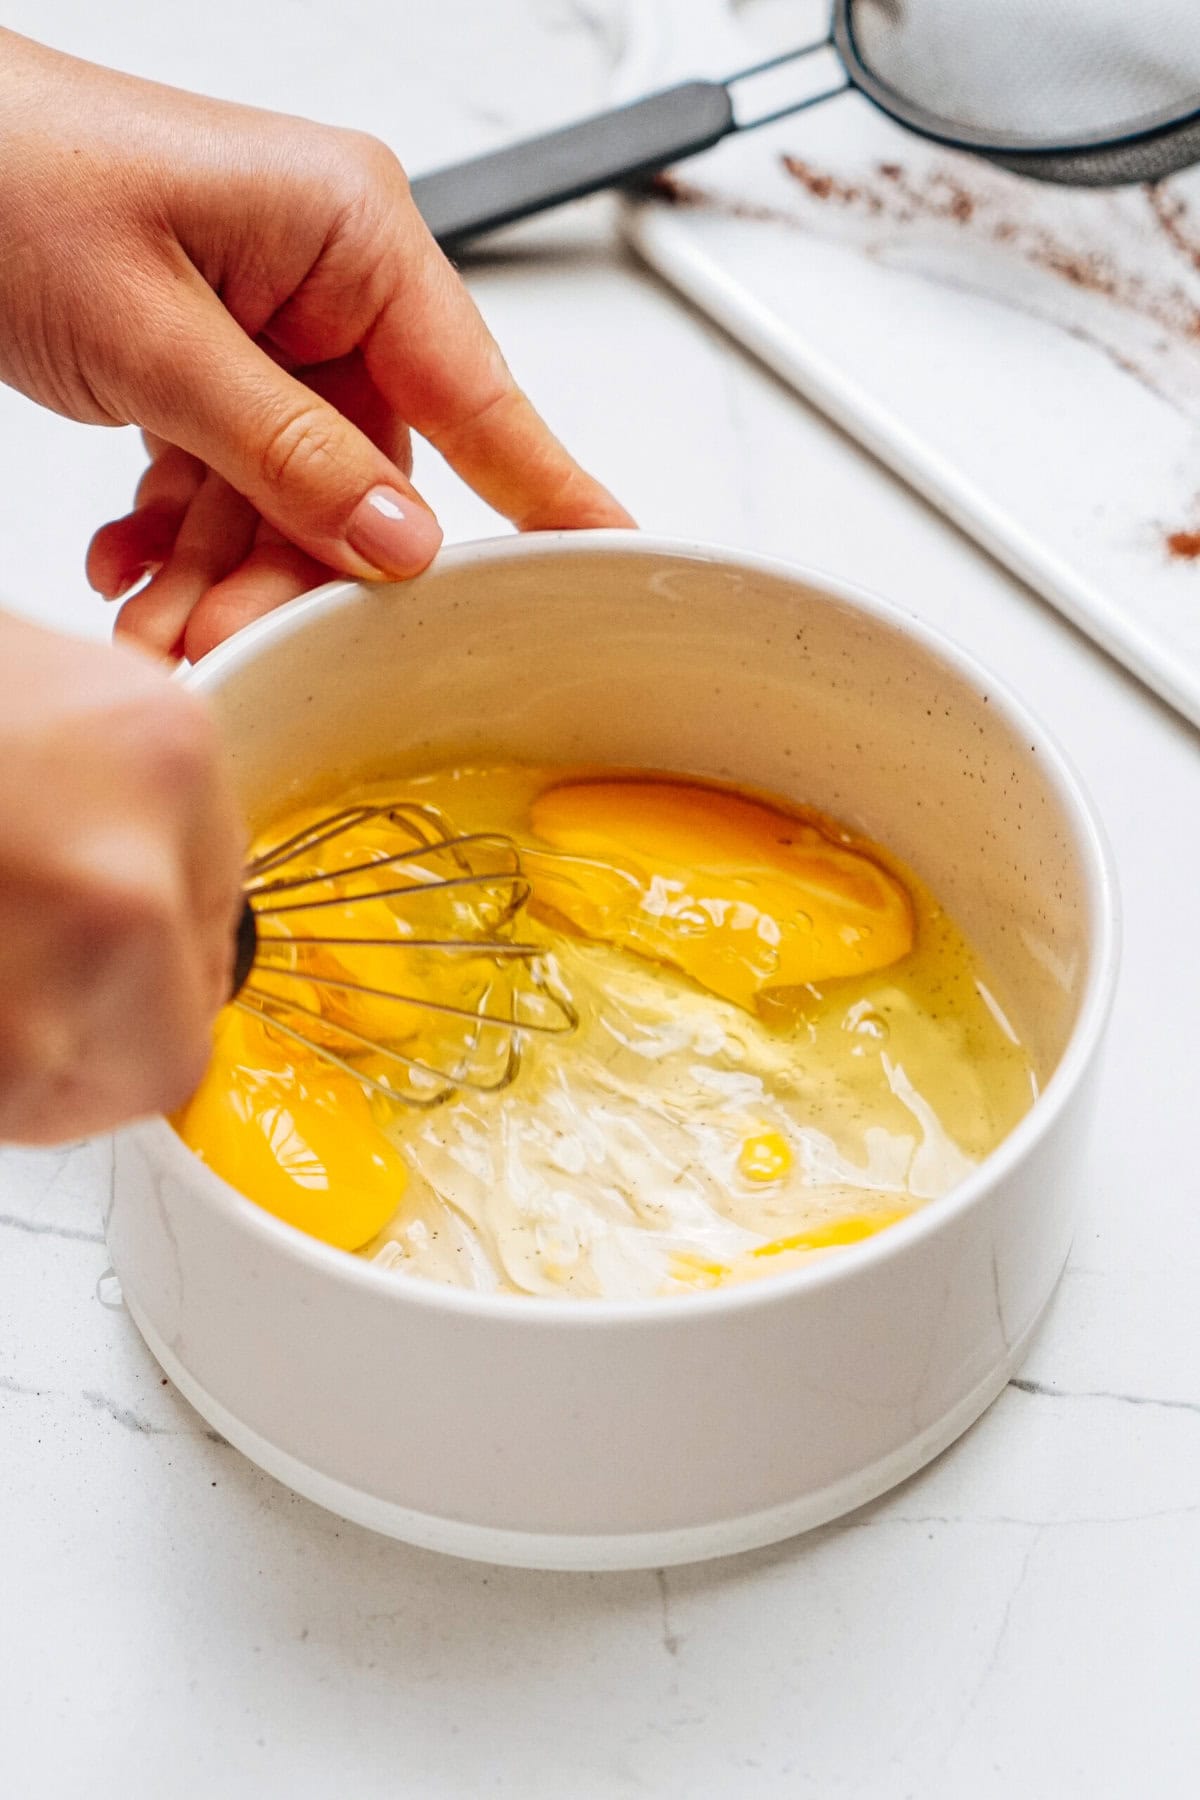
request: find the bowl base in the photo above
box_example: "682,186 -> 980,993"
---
125,1290 -> 1052,1571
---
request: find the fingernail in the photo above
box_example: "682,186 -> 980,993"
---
346,488 -> 442,577
106,563 -> 154,602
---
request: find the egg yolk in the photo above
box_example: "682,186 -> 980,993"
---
527,781 -> 913,1011
669,1203 -> 915,1290
738,1131 -> 793,1183
174,1009 -> 406,1251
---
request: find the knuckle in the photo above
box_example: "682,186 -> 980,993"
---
71,862 -> 178,953
338,127 -> 409,195
101,681 -> 220,805
0,1004 -> 84,1141
256,401 -> 342,495
141,690 -> 219,803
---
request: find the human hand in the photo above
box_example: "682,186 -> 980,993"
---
0,29 -> 632,663
0,612 -> 244,1142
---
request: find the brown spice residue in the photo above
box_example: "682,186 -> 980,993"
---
1165,529 -> 1200,560
647,170 -> 783,227
648,170 -> 707,208
645,148 -> 1200,569
1030,242 -> 1123,302
1146,183 -> 1200,278
775,154 -> 1200,347
787,154 -> 980,230
780,156 -> 883,214
651,149 -> 1200,388
875,158 -> 974,223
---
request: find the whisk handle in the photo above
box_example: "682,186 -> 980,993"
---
230,899 -> 258,1000
410,81 -> 734,252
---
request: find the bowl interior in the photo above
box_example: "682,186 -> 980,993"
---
190,536 -> 1102,1081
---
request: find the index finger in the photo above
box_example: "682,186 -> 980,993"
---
363,204 -> 635,532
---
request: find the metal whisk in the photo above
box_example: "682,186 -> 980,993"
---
229,801 -> 577,1107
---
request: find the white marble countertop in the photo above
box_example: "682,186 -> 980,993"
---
1,4 -> 1198,1795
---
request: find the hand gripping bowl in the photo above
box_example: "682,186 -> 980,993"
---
107,533 -> 1118,1570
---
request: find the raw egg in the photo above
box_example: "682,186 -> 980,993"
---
175,1008 -> 405,1250
526,780 -> 913,1010
174,765 -> 1035,1297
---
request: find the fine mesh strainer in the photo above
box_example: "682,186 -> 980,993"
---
412,0 -> 1200,250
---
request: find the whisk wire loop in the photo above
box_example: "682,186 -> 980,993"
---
250,869 -> 531,921
232,798 -> 576,1107
234,991 -> 518,1104
249,962 -> 576,1035
254,932 -> 542,957
245,830 -> 523,900
244,801 -> 452,879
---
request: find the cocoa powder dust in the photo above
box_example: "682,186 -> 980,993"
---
647,151 -> 1200,569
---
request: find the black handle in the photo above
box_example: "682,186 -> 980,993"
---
411,81 -> 735,251
230,898 -> 258,1000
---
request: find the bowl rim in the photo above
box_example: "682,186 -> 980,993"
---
150,528 -> 1120,1328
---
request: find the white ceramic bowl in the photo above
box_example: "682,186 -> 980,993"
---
107,533 -> 1118,1570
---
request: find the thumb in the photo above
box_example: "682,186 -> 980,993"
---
131,273 -> 443,579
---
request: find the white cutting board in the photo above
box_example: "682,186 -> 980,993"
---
615,0 -> 1200,726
